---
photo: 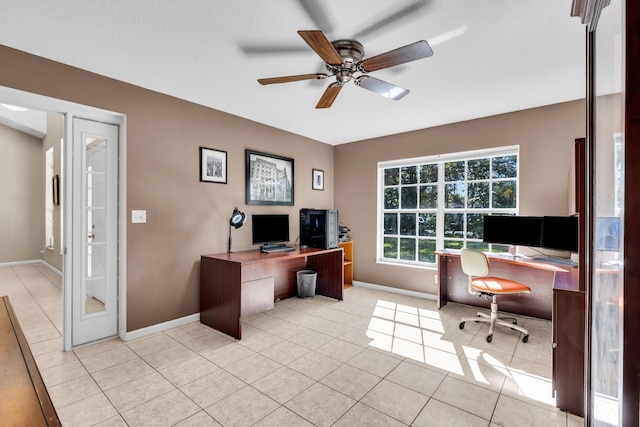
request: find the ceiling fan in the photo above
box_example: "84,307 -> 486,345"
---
257,30 -> 433,109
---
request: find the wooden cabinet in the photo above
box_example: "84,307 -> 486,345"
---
339,241 -> 353,287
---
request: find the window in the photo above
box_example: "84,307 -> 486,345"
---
378,146 -> 519,266
45,147 -> 54,248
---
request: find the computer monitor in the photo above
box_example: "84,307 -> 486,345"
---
482,215 -> 543,247
541,216 -> 579,253
251,214 -> 290,245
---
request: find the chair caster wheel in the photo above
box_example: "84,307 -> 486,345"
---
459,322 -> 465,330
523,334 -> 529,343
486,334 -> 493,343
512,320 -> 518,325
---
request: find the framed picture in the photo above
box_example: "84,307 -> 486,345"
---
312,169 -> 324,190
52,174 -> 60,206
200,147 -> 227,184
246,149 -> 294,205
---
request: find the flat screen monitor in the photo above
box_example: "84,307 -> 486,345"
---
251,214 -> 290,245
541,216 -> 579,253
595,216 -> 620,251
482,215 -> 543,247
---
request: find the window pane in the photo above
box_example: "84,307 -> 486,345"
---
466,213 -> 485,239
444,240 -> 464,250
467,241 -> 489,251
492,180 -> 517,208
467,182 -> 489,208
418,239 -> 436,263
384,168 -> 399,185
401,187 -> 418,209
468,158 -> 490,180
444,213 -> 464,238
419,185 -> 438,209
418,213 -> 436,237
419,164 -> 438,183
492,155 -> 517,178
491,244 -> 510,253
444,161 -> 465,181
384,237 -> 397,258
400,213 -> 416,236
400,238 -> 416,260
384,188 -> 399,209
401,166 -> 418,184
384,213 -> 397,235
445,183 -> 465,208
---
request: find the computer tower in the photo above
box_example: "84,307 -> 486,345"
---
299,209 -> 338,249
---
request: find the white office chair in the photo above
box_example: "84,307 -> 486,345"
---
458,248 -> 530,343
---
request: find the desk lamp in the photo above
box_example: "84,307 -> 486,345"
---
228,207 -> 246,253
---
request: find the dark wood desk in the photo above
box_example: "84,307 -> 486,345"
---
0,296 -> 60,426
436,251 -> 577,320
200,247 -> 343,339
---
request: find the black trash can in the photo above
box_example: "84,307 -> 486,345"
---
296,270 -> 317,299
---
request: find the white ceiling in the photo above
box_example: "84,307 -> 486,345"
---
0,0 -> 586,145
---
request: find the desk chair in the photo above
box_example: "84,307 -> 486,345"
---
458,248 -> 530,343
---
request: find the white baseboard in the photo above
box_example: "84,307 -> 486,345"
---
0,259 -> 41,267
353,280 -> 437,301
121,313 -> 200,341
40,260 -> 62,276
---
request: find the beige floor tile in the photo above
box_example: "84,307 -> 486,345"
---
205,386 -> 280,426
451,353 -> 509,392
56,392 -> 118,427
413,398 -> 490,427
174,410 -> 222,426
200,341 -> 255,367
163,321 -> 217,343
492,394 -> 567,427
315,337 -> 364,362
225,352 -> 282,383
91,358 -> 156,391
361,379 -> 429,425
93,414 -> 129,426
121,389 -> 200,426
265,320 -> 308,340
238,329 -> 283,352
182,331 -> 233,353
73,337 -> 128,358
104,371 -> 175,412
332,402 -> 407,426
41,359 -> 88,387
287,349 -> 342,381
48,374 -> 102,409
29,337 -> 63,356
252,405 -> 315,426
432,376 -> 499,421
157,354 -> 219,387
261,338 -> 311,365
35,347 -> 78,370
142,342 -> 198,370
320,363 -> 381,400
252,366 -> 315,404
180,369 -> 245,408
288,328 -> 334,350
385,360 -> 446,397
125,332 -> 183,356
347,347 -> 401,377
285,382 -> 356,427
77,345 -> 139,373
501,356 -> 557,409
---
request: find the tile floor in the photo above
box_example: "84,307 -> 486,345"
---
1,263 -> 585,426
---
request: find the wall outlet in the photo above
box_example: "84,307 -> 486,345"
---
131,210 -> 146,223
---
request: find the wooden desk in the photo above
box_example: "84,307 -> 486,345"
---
200,247 -> 343,339
436,251 -> 576,320
0,296 -> 60,426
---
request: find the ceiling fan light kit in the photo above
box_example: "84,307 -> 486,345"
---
258,30 -> 433,109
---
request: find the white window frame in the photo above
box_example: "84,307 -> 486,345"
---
377,145 -> 520,267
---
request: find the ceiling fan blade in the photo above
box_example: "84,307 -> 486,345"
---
298,30 -> 343,65
355,76 -> 409,100
352,0 -> 432,40
258,73 -> 328,85
316,83 -> 343,109
298,0 -> 334,33
359,40 -> 433,73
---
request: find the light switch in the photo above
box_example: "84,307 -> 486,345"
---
131,210 -> 147,224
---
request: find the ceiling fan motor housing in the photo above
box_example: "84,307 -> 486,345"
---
327,40 -> 364,83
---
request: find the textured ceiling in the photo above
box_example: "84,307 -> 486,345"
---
0,0 -> 587,145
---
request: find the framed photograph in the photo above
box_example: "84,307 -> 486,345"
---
200,147 -> 227,184
312,169 -> 324,191
52,174 -> 60,206
246,149 -> 294,205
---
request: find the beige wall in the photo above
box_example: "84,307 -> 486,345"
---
0,123 -> 43,262
41,112 -> 64,271
0,45 -> 334,331
334,100 -> 586,294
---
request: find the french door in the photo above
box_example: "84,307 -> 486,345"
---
71,118 -> 119,346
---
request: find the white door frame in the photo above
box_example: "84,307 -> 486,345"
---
0,85 -> 127,351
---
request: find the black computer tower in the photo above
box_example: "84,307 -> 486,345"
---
299,209 -> 338,249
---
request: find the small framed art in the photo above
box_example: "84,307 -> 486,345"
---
200,147 -> 227,184
312,169 -> 324,191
